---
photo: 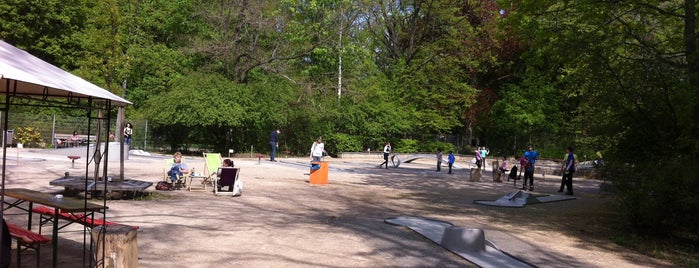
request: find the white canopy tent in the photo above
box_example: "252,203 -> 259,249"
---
0,40 -> 131,267
0,40 -> 130,105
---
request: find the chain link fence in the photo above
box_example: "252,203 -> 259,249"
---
2,112 -> 157,151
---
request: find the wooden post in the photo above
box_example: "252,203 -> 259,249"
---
469,168 -> 482,182
92,225 -> 138,268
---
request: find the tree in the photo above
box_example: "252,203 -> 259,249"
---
0,0 -> 89,69
500,0 -> 699,233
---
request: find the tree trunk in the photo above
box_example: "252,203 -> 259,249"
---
685,0 -> 699,155
92,225 -> 138,268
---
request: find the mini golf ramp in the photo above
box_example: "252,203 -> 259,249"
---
385,216 -> 535,268
473,190 -> 576,208
390,154 -> 463,169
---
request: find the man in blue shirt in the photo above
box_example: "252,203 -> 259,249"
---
522,145 -> 539,191
558,146 -> 576,195
269,128 -> 280,162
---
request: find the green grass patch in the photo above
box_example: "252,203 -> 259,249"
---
610,230 -> 698,267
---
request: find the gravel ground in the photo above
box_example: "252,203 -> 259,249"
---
1,148 -> 673,268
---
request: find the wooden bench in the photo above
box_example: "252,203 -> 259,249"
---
54,133 -> 97,148
32,206 -> 138,230
7,222 -> 50,268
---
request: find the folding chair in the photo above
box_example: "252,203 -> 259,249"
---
202,152 -> 223,191
215,167 -> 240,196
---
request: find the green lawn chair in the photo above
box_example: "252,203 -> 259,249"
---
203,152 -> 223,191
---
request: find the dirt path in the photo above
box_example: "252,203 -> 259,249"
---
2,149 -> 673,267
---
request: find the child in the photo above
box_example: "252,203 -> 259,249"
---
499,156 -> 508,173
474,149 -> 482,169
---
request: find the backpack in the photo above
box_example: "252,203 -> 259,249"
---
155,181 -> 173,191
509,165 -> 519,179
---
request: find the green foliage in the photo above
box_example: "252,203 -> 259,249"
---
325,133 -> 362,153
142,71 -> 256,151
611,157 -> 699,234
14,127 -> 44,147
502,0 -> 699,239
394,139 -> 418,153
419,141 -> 456,154
0,0 -> 89,68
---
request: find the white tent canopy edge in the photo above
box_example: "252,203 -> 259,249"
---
0,40 -> 130,106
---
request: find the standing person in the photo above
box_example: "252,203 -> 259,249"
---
448,151 -> 455,174
522,145 -> 539,191
269,128 -> 280,162
480,147 -> 489,168
123,122 -> 133,145
558,146 -> 576,195
436,149 -> 443,172
310,137 -> 326,162
380,142 -> 391,169
474,149 -> 482,169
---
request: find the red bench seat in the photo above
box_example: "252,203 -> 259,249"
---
32,206 -> 138,229
7,222 -> 50,268
7,223 -> 50,245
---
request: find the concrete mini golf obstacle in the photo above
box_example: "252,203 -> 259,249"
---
385,216 -> 535,268
389,154 -> 463,169
473,190 -> 576,208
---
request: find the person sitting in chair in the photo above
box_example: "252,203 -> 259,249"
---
70,130 -> 81,147
499,156 -> 508,173
216,159 -> 234,190
167,152 -> 189,185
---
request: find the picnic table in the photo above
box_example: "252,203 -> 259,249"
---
2,188 -> 107,268
54,133 -> 97,148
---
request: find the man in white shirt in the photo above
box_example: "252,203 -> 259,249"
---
380,142 -> 391,169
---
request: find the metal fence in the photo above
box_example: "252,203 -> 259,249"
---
2,112 -> 155,151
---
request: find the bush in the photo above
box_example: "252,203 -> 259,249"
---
326,133 -> 362,153
395,139 -> 419,153
419,141 -> 456,153
14,126 -> 44,147
613,156 -> 699,234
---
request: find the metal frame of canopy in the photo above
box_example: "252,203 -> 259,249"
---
0,40 -> 131,268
